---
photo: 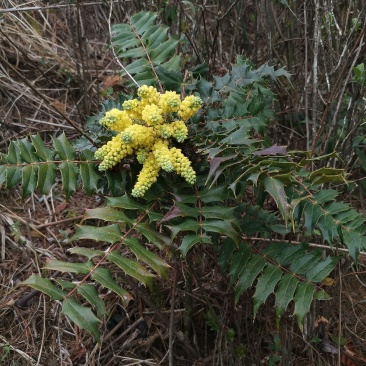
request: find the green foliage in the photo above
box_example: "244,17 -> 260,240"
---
112,11 -> 181,86
22,196 -> 171,343
1,10 -> 365,343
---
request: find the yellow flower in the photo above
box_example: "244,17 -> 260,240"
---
96,85 -> 199,196
170,147 -> 196,184
95,134 -> 133,171
158,91 -> 181,113
138,85 -> 160,107
121,124 -> 156,149
136,148 -> 147,164
131,153 -> 161,197
100,108 -> 132,132
178,95 -> 202,121
122,99 -> 143,120
152,140 -> 174,172
155,123 -> 174,139
142,104 -> 164,126
170,120 -> 188,142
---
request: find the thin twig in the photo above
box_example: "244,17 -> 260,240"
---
108,1 -> 139,88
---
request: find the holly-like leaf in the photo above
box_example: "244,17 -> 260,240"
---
62,298 -> 101,343
53,133 -> 75,160
68,247 -> 104,260
263,175 -> 291,222
77,284 -> 106,318
179,234 -> 212,256
253,264 -> 282,317
293,282 -> 315,330
253,144 -> 288,156
275,274 -> 298,326
21,274 -> 66,300
83,206 -> 132,225
70,224 -> 122,244
80,150 -> 100,195
91,267 -> 132,306
123,237 -> 170,277
44,259 -> 93,274
37,163 -> 56,195
305,256 -> 338,283
107,250 -> 155,287
59,162 -> 78,199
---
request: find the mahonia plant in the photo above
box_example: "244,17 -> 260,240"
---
94,85 -> 202,197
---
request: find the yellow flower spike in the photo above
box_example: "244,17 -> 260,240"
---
96,134 -> 133,171
136,148 -> 147,164
121,124 -> 156,149
99,108 -> 132,132
97,85 -> 200,195
170,147 -> 196,184
152,140 -> 174,172
158,91 -> 181,113
178,95 -> 202,121
141,104 -> 164,126
170,120 -> 188,143
122,99 -> 143,120
156,123 -> 174,139
138,85 -> 160,107
131,153 -> 161,197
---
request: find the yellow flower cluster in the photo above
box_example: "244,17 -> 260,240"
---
95,85 -> 202,197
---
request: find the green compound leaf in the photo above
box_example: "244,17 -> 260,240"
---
275,274 -> 299,327
59,162 -> 78,200
31,134 -> 55,161
123,237 -> 170,277
135,222 -> 170,249
229,243 -> 253,286
293,282 -> 315,330
53,132 -> 75,160
106,194 -> 148,211
70,224 -> 122,244
79,150 -> 100,196
83,206 -> 132,225
17,139 -> 39,163
305,256 -> 338,283
253,264 -> 283,317
0,165 -> 6,187
21,274 -> 66,301
53,279 -> 76,290
235,255 -> 267,303
112,11 -> 181,86
91,267 -> 132,306
6,166 -> 22,188
263,175 -> 291,222
68,247 -> 104,260
179,234 -> 212,256
107,250 -> 155,287
77,284 -> 106,318
37,163 -> 56,195
44,259 -> 93,274
62,298 -> 101,344
21,164 -> 38,199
